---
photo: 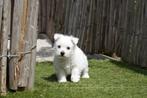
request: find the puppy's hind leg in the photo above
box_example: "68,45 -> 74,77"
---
82,67 -> 89,78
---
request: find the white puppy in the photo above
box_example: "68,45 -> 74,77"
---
53,33 -> 89,83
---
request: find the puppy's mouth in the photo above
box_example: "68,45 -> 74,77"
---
59,55 -> 65,57
60,54 -> 65,57
57,55 -> 68,58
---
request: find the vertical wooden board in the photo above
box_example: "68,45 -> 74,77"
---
102,0 -> 118,55
10,0 -> 39,90
3,0 -> 11,92
18,0 -> 32,89
136,0 -> 147,67
54,0 -> 64,32
141,0 -> 147,67
0,0 -> 11,95
17,0 -> 29,88
46,0 -> 55,40
0,0 -> 3,30
0,0 -> 5,95
67,0 -> 74,34
122,0 -> 131,61
85,0 -> 96,53
26,0 -> 39,89
64,0 -> 71,33
94,0 -> 103,53
115,0 -> 128,56
38,0 -> 48,33
38,0 -> 42,33
9,0 -> 25,90
41,0 -> 46,33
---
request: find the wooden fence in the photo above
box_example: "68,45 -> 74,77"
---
39,0 -> 147,67
122,0 -> 147,67
0,0 -> 39,95
38,0 -> 128,55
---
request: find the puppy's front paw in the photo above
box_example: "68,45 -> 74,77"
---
82,74 -> 89,78
71,76 -> 80,83
58,77 -> 67,83
58,79 -> 67,83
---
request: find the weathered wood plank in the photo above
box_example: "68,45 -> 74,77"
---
0,0 -> 11,95
38,0 -> 47,33
17,0 -> 29,88
26,0 -> 39,89
0,0 -> 3,30
9,0 -> 39,90
9,0 -> 25,90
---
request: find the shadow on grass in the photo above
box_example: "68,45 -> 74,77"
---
42,74 -> 57,82
42,74 -> 71,82
110,60 -> 147,75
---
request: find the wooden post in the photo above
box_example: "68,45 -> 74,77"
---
9,0 -> 26,90
26,0 -> 39,90
9,0 -> 39,90
0,0 -> 11,95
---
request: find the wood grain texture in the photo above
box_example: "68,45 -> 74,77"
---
122,0 -> 147,67
9,0 -> 39,90
39,0 -> 147,67
26,0 -> 39,90
0,0 -> 11,95
40,0 -> 128,55
9,0 -> 25,90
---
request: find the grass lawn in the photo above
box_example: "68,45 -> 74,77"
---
2,59 -> 147,98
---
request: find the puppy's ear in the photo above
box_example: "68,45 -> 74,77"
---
54,33 -> 63,40
71,36 -> 79,45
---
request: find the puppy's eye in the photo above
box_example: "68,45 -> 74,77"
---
67,47 -> 70,50
58,45 -> 61,48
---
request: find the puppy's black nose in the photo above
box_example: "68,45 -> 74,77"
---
60,51 -> 65,56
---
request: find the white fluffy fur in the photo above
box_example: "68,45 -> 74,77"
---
53,33 -> 89,83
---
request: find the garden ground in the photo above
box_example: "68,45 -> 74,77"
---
3,59 -> 147,98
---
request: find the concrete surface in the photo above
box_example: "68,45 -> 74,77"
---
36,34 -> 54,62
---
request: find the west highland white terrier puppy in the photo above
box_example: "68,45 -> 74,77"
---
53,33 -> 89,83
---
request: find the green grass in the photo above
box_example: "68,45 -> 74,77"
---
2,59 -> 147,98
